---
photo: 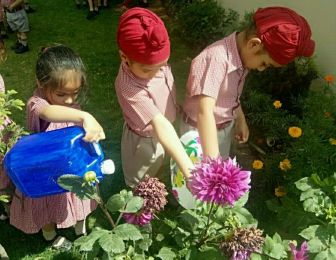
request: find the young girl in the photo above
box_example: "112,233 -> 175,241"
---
9,45 -> 105,248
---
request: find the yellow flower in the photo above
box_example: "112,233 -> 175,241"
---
288,126 -> 302,138
324,111 -> 331,118
252,160 -> 264,170
329,138 -> 336,145
324,74 -> 335,83
275,186 -> 286,197
279,159 -> 292,171
273,100 -> 282,109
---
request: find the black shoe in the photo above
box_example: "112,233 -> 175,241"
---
86,11 -> 96,20
25,5 -> 36,13
0,34 -> 8,39
14,43 -> 29,54
10,41 -> 20,50
76,3 -> 81,9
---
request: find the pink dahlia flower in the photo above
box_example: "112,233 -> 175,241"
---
289,241 -> 309,260
122,210 -> 153,226
189,157 -> 251,206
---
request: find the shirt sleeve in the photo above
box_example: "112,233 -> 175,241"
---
187,52 -> 228,100
117,83 -> 160,130
26,96 -> 50,132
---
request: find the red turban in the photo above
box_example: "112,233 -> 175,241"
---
117,7 -> 170,65
254,7 -> 315,65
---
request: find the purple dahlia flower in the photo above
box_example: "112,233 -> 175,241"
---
189,157 -> 251,206
122,210 -> 153,226
289,241 -> 309,260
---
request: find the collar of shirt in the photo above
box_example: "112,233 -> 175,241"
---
121,61 -> 150,88
224,32 -> 247,75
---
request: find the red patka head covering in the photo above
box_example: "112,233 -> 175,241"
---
117,7 -> 170,65
254,7 -> 315,65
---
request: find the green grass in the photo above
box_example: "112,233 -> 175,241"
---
0,1 -> 195,259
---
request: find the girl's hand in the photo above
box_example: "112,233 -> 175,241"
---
81,112 -> 105,142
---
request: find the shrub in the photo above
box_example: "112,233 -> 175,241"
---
175,0 -> 239,50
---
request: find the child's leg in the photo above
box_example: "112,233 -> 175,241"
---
42,223 -> 57,241
18,32 -> 28,47
74,219 -> 86,236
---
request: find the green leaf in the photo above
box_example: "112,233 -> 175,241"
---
178,210 -> 200,231
106,194 -> 126,213
57,174 -> 97,200
230,207 -> 258,226
157,247 -> 176,260
262,235 -> 287,259
74,229 -> 109,251
299,225 -> 319,240
113,223 -> 142,241
123,196 -> 143,213
156,233 -> 165,242
137,234 -> 152,252
295,177 -> 311,191
188,246 -> 224,260
233,192 -> 249,207
307,237 -> 325,253
99,233 -> 125,254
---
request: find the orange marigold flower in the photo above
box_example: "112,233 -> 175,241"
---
329,138 -> 336,145
279,159 -> 292,171
275,186 -> 286,197
324,111 -> 331,118
288,126 -> 302,138
273,100 -> 282,109
324,74 -> 335,83
252,160 -> 263,170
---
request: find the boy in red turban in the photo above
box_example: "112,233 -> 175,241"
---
115,8 -> 193,187
181,6 -> 315,159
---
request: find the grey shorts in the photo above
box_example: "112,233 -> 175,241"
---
121,124 -> 165,188
6,9 -> 30,33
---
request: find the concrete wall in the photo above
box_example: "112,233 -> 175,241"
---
217,0 -> 336,76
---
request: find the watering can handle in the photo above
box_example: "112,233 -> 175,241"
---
89,142 -> 102,156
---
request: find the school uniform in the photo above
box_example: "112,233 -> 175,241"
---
181,32 -> 248,157
9,89 -> 96,234
115,61 -> 177,187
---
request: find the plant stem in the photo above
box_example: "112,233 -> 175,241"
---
95,184 -> 116,228
198,202 -> 215,246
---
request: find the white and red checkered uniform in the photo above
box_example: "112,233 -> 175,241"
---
115,62 -> 177,187
9,89 -> 97,234
182,32 -> 248,126
115,62 -> 177,137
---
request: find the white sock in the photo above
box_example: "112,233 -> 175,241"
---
74,219 -> 86,236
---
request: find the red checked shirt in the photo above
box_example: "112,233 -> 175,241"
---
183,32 -> 248,126
115,62 -> 177,137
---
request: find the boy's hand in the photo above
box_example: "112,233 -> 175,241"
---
81,113 -> 105,142
235,117 -> 249,143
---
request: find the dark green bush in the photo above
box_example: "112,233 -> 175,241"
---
175,0 -> 239,50
244,58 -> 318,116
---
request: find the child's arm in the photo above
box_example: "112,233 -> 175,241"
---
39,105 -> 105,142
151,113 -> 193,180
197,95 -> 220,158
234,106 -> 249,144
8,0 -> 23,10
